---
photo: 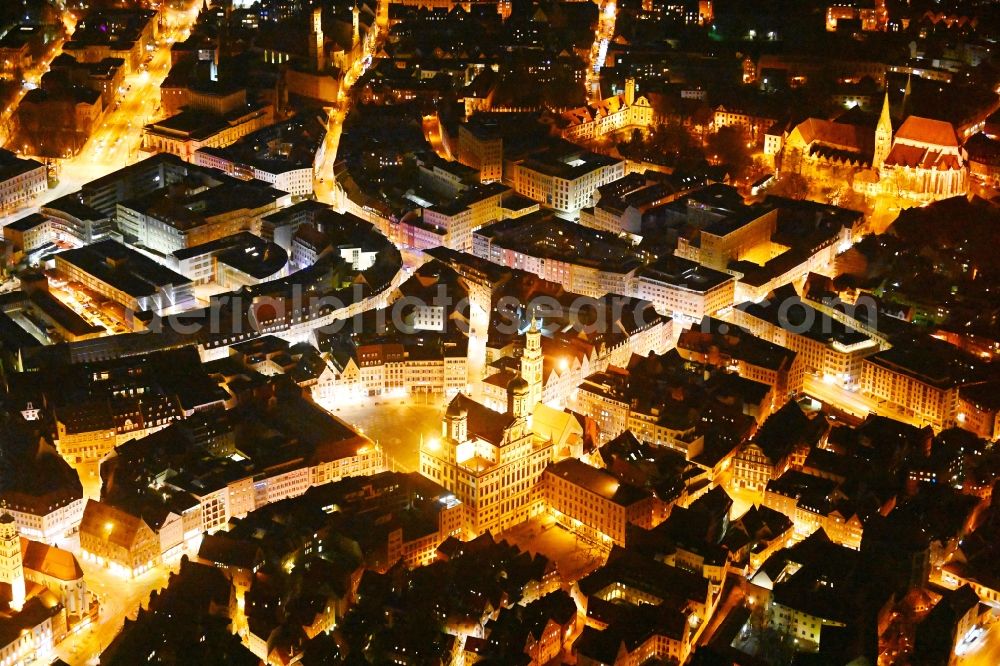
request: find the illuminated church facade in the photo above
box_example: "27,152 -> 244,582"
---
782,93 -> 968,203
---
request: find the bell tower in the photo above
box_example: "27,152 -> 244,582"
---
520,317 -> 543,409
0,510 -> 25,611
444,398 -> 468,444
309,6 -> 324,72
873,91 -> 892,169
506,376 -> 530,420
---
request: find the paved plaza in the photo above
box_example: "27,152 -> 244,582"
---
334,399 -> 446,471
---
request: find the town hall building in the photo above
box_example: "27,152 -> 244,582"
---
419,319 -> 584,536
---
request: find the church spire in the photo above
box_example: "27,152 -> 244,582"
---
878,89 -> 891,126
902,73 -> 912,118
873,90 -> 892,169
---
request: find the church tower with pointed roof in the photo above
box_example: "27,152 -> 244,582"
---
873,92 -> 893,169
902,73 -> 912,118
785,84 -> 967,203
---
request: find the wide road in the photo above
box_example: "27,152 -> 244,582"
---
56,1 -> 202,191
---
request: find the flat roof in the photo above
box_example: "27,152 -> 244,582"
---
217,240 -> 288,280
866,338 -> 980,390
121,180 -> 286,232
261,200 -> 330,225
4,213 -> 48,233
172,231 -> 266,260
737,287 -> 873,348
193,112 -> 326,176
55,239 -> 191,300
702,204 -> 775,238
423,155 -> 479,180
500,193 -> 538,211
426,182 -> 508,216
475,212 -> 641,273
0,149 -> 44,182
637,255 -> 733,293
520,149 -> 621,181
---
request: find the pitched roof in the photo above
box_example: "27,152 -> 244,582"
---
573,602 -> 688,662
884,143 -> 962,170
80,500 -> 152,550
792,118 -> 871,153
198,533 -> 264,570
532,403 -> 582,453
894,116 -> 959,147
751,400 -> 824,462
545,459 -> 650,507
448,393 -> 515,446
20,538 -> 84,581
578,545 -> 708,604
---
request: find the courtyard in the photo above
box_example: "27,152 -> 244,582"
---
500,514 -> 608,585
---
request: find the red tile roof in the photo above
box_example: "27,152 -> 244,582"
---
894,116 -> 959,148
20,537 -> 84,581
884,144 -> 963,170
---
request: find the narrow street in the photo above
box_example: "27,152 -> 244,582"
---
586,0 -> 617,103
315,6 -> 385,208
698,574 -> 748,648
